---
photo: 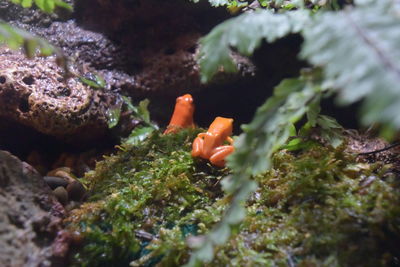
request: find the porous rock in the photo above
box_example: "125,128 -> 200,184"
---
0,46 -> 115,142
74,0 -> 255,96
0,150 -> 67,267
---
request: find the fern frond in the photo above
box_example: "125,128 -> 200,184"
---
198,9 -> 310,82
185,77 -> 324,265
228,77 -> 323,176
301,0 -> 400,128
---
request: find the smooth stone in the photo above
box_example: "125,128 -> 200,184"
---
47,167 -> 76,184
66,181 -> 86,201
53,186 -> 68,205
43,176 -> 69,190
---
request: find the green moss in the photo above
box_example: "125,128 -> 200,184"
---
67,132 -> 400,266
66,129 -> 229,266
208,145 -> 400,267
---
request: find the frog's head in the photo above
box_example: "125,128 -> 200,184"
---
175,93 -> 194,115
203,117 -> 233,150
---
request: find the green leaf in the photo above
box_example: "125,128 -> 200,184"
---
21,0 -> 33,8
12,0 -> 73,13
34,0 -> 45,10
301,0 -> 400,130
288,123 -> 297,136
124,126 -> 155,146
79,74 -> 106,89
121,96 -> 158,131
138,99 -> 151,124
194,242 -> 214,262
43,0 -> 55,12
122,97 -> 151,124
198,9 -> 310,82
54,0 -> 73,11
224,204 -> 246,225
209,223 -> 230,245
106,105 -> 122,129
307,96 -> 321,127
317,115 -> 344,148
282,138 -> 301,150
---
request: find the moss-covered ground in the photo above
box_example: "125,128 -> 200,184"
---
66,129 -> 400,266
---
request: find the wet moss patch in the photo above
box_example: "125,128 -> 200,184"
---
66,129 -> 228,266
66,131 -> 400,266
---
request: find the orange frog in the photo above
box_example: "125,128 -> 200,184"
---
164,94 -> 195,134
191,117 -> 234,167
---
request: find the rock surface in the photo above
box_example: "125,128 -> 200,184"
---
0,46 -> 116,141
0,150 -> 67,267
1,0 -> 306,144
0,0 -> 74,27
73,0 -> 255,97
8,0 -> 254,97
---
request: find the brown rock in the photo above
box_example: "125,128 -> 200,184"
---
0,150 -> 67,266
0,45 -> 117,142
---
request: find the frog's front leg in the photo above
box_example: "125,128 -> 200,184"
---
209,145 -> 235,167
226,136 -> 234,145
191,133 -> 206,158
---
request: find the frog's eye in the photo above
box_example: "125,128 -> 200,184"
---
176,94 -> 193,103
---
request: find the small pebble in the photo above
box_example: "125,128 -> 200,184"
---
53,186 -> 68,205
44,176 -> 69,189
47,167 -> 76,183
66,181 -> 86,201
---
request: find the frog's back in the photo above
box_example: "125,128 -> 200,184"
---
208,117 -> 233,136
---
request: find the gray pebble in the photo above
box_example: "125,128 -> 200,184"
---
44,176 -> 69,189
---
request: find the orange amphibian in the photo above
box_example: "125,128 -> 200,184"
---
191,117 -> 234,167
164,94 -> 195,134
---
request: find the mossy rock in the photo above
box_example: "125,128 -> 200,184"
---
66,129 -> 400,266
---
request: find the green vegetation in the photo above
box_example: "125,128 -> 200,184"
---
3,0 -> 400,265
66,128 -> 400,266
63,0 -> 400,265
10,0 -> 72,13
66,129 -> 229,266
186,0 -> 400,263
